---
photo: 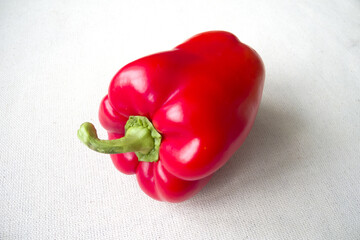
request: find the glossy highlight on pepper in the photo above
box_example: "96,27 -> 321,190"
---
78,31 -> 265,202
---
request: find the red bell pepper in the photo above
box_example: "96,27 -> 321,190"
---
78,31 -> 265,202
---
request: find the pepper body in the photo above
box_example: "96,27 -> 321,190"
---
92,31 -> 264,202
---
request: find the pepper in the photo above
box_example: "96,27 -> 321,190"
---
78,31 -> 265,202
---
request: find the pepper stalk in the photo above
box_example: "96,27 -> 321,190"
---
77,116 -> 161,162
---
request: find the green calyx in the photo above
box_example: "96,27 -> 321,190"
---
124,116 -> 162,162
77,116 -> 162,162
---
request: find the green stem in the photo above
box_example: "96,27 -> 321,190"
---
77,116 -> 162,162
77,122 -> 154,154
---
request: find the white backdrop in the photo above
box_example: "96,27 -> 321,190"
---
1,0 -> 359,239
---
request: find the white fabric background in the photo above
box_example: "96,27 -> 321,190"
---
1,0 -> 359,239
